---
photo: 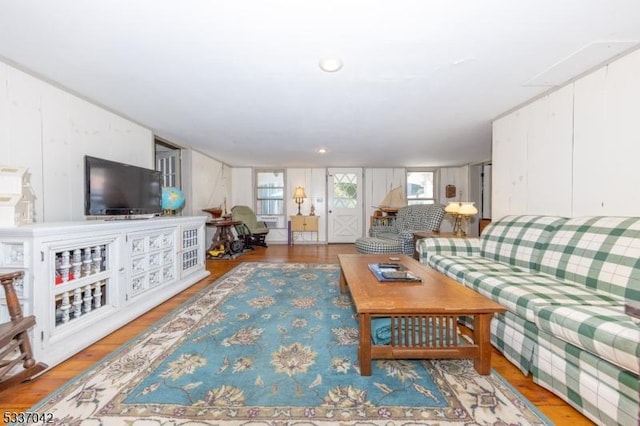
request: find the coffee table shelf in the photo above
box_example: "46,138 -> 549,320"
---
338,254 -> 506,376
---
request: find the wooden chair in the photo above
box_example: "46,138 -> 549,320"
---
0,271 -> 47,391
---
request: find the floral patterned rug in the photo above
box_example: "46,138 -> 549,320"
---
29,262 -> 551,425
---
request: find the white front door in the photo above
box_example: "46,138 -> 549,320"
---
327,168 -> 363,243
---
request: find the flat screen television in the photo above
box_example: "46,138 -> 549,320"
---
84,155 -> 162,217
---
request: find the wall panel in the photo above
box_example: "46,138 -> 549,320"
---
230,167 -> 253,208
188,149 -> 229,215
492,107 -> 528,219
572,67 -> 607,215
0,59 -> 153,223
573,49 -> 640,216
41,83 -> 74,221
3,66 -> 44,220
526,85 -> 573,216
0,64 -> 9,161
493,48 -> 640,219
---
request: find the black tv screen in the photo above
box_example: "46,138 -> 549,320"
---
84,155 -> 162,217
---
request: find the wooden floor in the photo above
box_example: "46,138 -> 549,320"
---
0,244 -> 594,425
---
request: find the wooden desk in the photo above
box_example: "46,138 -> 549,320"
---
289,215 -> 319,244
412,231 -> 460,260
338,254 -> 506,376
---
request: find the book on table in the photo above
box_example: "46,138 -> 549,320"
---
368,263 -> 422,282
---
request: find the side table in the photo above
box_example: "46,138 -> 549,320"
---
289,215 -> 319,245
206,220 -> 243,258
413,231 -> 461,260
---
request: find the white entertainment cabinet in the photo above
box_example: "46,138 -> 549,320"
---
0,216 -> 210,368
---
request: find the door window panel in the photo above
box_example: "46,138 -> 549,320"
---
332,173 -> 358,209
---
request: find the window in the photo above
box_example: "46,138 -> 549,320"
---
155,138 -> 181,188
332,173 -> 358,209
406,170 -> 436,205
255,170 -> 285,228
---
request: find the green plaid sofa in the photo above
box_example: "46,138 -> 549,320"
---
357,204 -> 445,255
417,215 -> 640,426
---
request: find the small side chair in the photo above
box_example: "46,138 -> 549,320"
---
231,205 -> 269,247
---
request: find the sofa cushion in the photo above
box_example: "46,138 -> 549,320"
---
417,237 -> 480,265
480,215 -> 567,272
535,305 -> 640,374
538,216 -> 640,303
462,271 -> 621,323
429,255 -> 526,282
368,231 -> 413,254
355,237 -> 403,254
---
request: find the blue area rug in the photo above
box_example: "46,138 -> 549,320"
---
30,262 -> 551,425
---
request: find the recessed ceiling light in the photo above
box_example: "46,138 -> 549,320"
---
317,148 -> 328,154
319,58 -> 343,72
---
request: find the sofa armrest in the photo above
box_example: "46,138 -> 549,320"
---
417,237 -> 480,263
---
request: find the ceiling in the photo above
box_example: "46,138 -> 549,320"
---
1,1 -> 640,168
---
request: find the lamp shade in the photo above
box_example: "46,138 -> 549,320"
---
293,187 -> 307,200
458,202 -> 478,216
445,202 -> 460,214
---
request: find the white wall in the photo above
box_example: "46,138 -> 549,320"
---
572,50 -> 640,216
0,60 -> 153,223
231,166 -> 458,243
230,167 -> 253,208
492,48 -> 640,219
492,85 -> 574,218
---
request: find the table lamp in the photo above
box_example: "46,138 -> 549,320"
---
445,201 -> 478,237
293,186 -> 307,216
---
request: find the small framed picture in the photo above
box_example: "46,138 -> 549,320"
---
446,184 -> 456,198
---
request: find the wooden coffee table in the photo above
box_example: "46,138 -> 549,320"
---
338,254 -> 506,376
